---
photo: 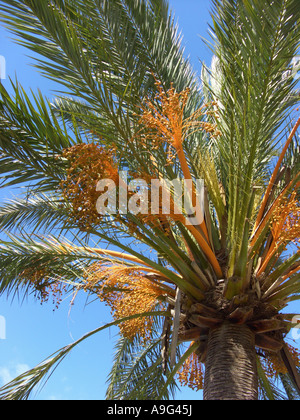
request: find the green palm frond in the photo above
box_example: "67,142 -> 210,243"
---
158,341 -> 200,399
0,310 -> 170,400
257,357 -> 288,400
280,371 -> 300,400
0,0 -> 199,138
106,336 -> 178,400
0,193 -> 69,233
203,0 -> 300,270
0,233 -> 87,298
0,80 -> 77,190
0,230 -> 192,301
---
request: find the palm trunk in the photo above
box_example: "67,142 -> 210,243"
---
203,321 -> 258,400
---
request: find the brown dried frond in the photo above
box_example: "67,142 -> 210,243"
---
177,346 -> 204,391
85,263 -> 168,341
60,143 -> 119,230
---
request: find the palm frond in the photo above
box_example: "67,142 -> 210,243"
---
0,0 -> 200,144
204,0 -> 300,273
106,335 -> 178,400
0,310 -> 170,400
257,357 -> 288,400
158,340 -> 199,399
0,230 -> 194,300
0,193 -> 69,233
279,371 -> 300,400
0,80 -> 77,190
0,233 -> 87,298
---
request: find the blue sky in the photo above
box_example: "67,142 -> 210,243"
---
0,0 -> 299,401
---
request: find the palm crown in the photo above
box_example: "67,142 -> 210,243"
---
0,0 -> 299,400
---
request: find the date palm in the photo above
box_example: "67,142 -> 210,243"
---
0,0 -> 299,400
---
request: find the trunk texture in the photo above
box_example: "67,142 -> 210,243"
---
204,321 -> 258,400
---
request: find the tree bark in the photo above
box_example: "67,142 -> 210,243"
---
203,321 -> 258,400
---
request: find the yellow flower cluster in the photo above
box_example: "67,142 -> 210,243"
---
261,352 -> 288,378
85,263 -> 167,341
257,190 -> 300,276
271,191 -> 300,250
177,346 -> 204,391
60,142 -> 181,235
60,143 -> 119,230
20,267 -> 67,309
260,345 -> 300,379
139,83 -> 190,150
139,81 -> 220,153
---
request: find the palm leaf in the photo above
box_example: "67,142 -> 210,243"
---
158,341 -> 199,399
0,80 -> 77,190
106,335 -> 178,400
0,193 -> 69,233
0,310 -> 170,400
257,357 -> 287,400
204,0 -> 300,274
0,0 -> 200,141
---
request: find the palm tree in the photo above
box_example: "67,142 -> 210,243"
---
0,0 -> 299,400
